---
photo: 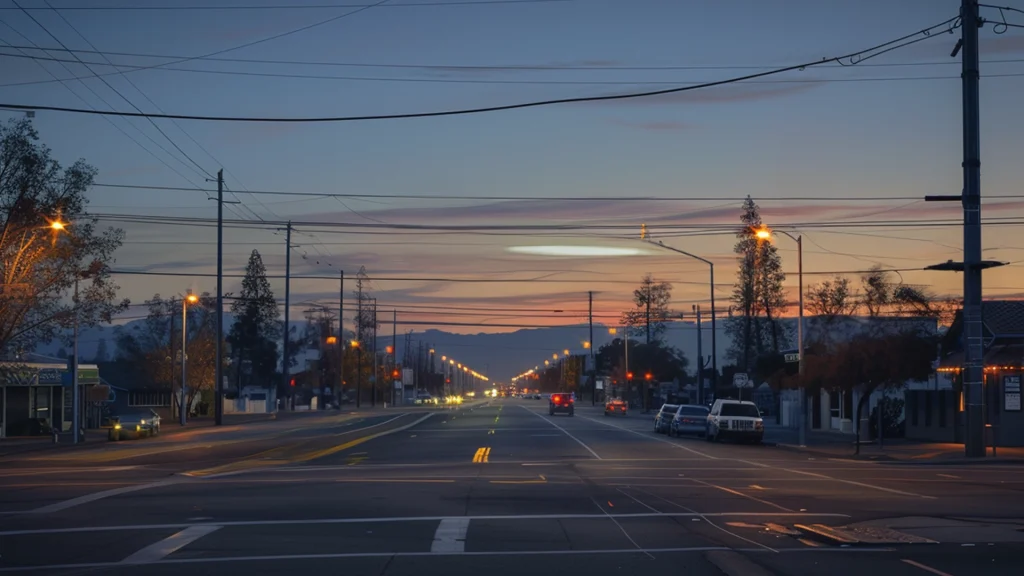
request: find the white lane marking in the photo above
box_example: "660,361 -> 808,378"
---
580,415 -> 717,459
590,497 -> 654,559
614,487 -> 661,513
0,546 -> 892,572
27,479 -> 182,514
635,487 -> 778,553
937,474 -> 960,479
430,518 -> 470,553
0,512 -> 850,537
782,468 -> 936,499
901,558 -> 955,576
530,434 -> 562,437
121,525 -> 222,564
332,414 -> 408,436
522,407 -> 602,459
687,479 -> 793,512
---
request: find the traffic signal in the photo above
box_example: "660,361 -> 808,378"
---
645,372 -> 653,381
392,370 -> 400,378
626,372 -> 634,380
290,378 -> 296,387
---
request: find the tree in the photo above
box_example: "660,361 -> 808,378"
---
726,196 -> 787,373
0,118 -> 128,356
621,273 -> 673,343
115,293 -> 226,415
228,250 -> 280,390
806,276 -> 856,317
859,266 -> 936,320
93,337 -> 108,363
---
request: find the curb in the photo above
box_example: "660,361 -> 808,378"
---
770,442 -> 897,462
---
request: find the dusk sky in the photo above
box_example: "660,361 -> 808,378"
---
2,0 -> 1024,335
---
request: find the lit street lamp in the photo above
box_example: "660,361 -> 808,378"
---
180,292 -> 200,426
756,226 -> 805,446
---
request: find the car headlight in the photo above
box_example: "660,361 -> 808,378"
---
114,424 -> 121,430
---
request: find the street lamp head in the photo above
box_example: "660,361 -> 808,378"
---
350,340 -> 360,348
326,336 -> 338,345
754,227 -> 772,240
583,341 -> 591,349
563,349 -> 570,356
49,220 -> 67,231
186,294 -> 199,304
441,355 -> 447,361
608,328 -> 617,335
552,353 -> 558,360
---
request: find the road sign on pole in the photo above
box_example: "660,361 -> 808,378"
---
732,373 -> 751,388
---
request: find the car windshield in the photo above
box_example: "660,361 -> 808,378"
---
660,405 -> 679,414
678,406 -> 709,416
720,403 -> 761,418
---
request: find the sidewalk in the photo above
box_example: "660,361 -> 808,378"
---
764,423 -> 1024,464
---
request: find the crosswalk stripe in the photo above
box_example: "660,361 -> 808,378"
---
121,525 -> 222,564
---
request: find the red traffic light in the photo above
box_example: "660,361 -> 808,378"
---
626,372 -> 634,380
290,378 -> 296,387
645,372 -> 653,381
392,370 -> 400,378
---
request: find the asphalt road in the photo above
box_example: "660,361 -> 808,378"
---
1,398 -> 1023,575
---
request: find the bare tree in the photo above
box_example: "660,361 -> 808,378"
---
806,276 -> 857,317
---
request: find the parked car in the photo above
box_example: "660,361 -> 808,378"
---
654,404 -> 679,434
706,399 -> 764,443
669,404 -> 710,437
548,392 -> 575,416
604,398 -> 628,416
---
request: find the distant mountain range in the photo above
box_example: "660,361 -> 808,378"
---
34,315 -> 730,381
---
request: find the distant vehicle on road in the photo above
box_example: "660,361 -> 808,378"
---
669,404 -> 710,437
604,399 -> 627,416
107,408 -> 161,441
548,393 -> 574,416
654,404 -> 679,433
706,399 -> 764,444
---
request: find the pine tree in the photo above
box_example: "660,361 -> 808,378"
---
726,196 -> 787,371
621,274 -> 673,343
228,250 -> 281,389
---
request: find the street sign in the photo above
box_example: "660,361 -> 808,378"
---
785,353 -> 800,363
732,373 -> 751,388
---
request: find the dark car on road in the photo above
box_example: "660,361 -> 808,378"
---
669,404 -> 710,437
654,403 -> 679,433
548,392 -> 575,416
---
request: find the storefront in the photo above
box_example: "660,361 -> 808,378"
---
0,362 -> 100,437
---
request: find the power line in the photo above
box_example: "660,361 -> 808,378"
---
0,16 -> 961,123
5,50 -> 1023,87
88,182 -> 1024,203
3,42 -> 1018,73
12,0 -> 217,181
0,0 -> 575,11
107,269 -> 732,288
0,20 -> 214,188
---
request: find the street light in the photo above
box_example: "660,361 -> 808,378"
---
50,219 -> 82,443
757,226 -> 805,447
180,292 -> 200,426
641,237 -> 717,403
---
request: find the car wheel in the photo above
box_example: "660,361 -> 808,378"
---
549,411 -> 554,416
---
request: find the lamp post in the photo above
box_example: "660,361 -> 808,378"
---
642,239 -> 717,402
180,292 -> 199,426
50,220 -> 84,443
756,227 -> 805,447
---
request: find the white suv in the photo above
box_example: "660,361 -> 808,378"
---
706,399 -> 764,444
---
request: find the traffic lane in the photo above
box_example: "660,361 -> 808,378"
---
753,544 -> 1024,576
306,402 -> 599,466
0,467 -> 177,514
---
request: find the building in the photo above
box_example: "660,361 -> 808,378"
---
0,361 -> 101,437
908,301 -> 1024,447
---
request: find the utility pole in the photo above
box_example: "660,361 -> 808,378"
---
645,285 -> 651,345
960,0 -> 984,458
694,305 -> 703,405
356,279 -> 363,408
71,277 -> 79,443
710,263 -> 717,399
282,221 -> 292,411
588,290 -> 595,406
392,309 -> 397,405
371,298 -> 378,407
214,169 -> 224,425
344,270 -> 348,407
